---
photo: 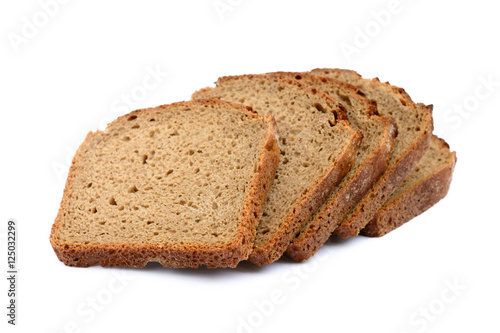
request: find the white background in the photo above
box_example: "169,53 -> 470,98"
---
1,1 -> 499,332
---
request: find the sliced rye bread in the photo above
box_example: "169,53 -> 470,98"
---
193,75 -> 362,265
362,135 -> 456,237
264,72 -> 397,262
50,100 -> 280,268
311,68 -> 433,239
361,83 -> 456,237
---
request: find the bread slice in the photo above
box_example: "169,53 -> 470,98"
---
264,72 -> 397,261
311,68 -> 433,238
193,75 -> 362,265
362,135 -> 456,237
50,100 -> 280,268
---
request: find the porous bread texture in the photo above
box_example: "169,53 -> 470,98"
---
265,72 -> 397,262
193,75 -> 362,265
311,68 -> 433,239
362,136 -> 456,237
50,100 -> 280,268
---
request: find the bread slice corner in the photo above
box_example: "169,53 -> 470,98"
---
362,135 -> 457,237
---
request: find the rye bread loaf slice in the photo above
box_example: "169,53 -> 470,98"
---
362,135 -> 456,237
193,75 -> 362,265
50,100 -> 280,268
265,72 -> 397,262
311,68 -> 433,239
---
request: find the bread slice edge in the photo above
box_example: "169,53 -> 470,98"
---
361,135 -> 457,237
263,72 -> 397,261
249,119 -> 362,265
286,114 -> 396,261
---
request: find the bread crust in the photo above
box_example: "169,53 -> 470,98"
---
248,123 -> 362,265
285,137 -> 392,261
265,72 -> 397,262
286,119 -> 396,261
361,136 -> 456,237
332,102 -> 433,239
194,74 -> 363,266
310,69 -> 434,239
50,100 -> 280,268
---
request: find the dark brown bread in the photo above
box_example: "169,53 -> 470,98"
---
362,135 -> 456,237
193,75 -> 362,265
265,72 -> 396,262
311,68 -> 433,239
50,100 -> 280,268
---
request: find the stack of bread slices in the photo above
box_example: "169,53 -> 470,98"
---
50,69 -> 457,268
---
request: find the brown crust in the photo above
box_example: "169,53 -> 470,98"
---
362,136 -> 456,237
310,69 -> 434,239
285,135 -> 393,261
286,121 -> 396,261
312,68 -> 414,103
193,74 -> 363,266
332,104 -> 433,239
249,120 -> 362,266
264,72 -> 397,262
312,68 -> 361,80
50,100 -> 280,268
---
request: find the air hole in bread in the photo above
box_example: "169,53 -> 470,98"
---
314,103 -> 326,113
338,94 -> 352,106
